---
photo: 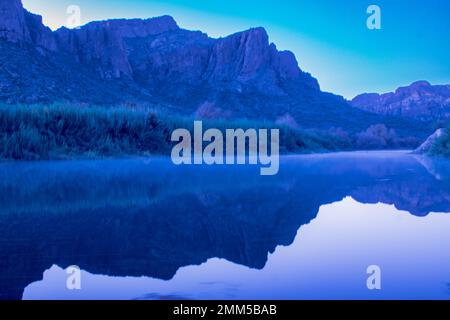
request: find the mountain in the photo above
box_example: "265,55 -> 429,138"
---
0,0 -> 319,105
351,81 -> 450,120
0,0 -> 433,141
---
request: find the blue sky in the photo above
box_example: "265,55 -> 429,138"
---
22,0 -> 450,98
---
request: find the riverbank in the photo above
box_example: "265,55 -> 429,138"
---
0,104 -> 423,161
0,104 -> 344,161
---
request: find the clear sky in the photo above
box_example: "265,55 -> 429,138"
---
22,0 -> 450,99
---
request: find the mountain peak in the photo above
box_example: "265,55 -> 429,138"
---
351,81 -> 450,119
395,80 -> 432,94
241,27 -> 268,39
410,80 -> 431,87
78,15 -> 179,37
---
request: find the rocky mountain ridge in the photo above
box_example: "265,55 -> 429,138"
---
1,0 -> 318,97
351,81 -> 450,120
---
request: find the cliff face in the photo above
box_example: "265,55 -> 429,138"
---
54,21 -> 318,94
352,81 -> 450,120
0,0 -> 319,100
202,27 -> 319,94
54,16 -> 181,79
0,0 -> 55,48
0,0 -> 31,43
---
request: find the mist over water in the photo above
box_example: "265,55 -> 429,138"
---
1,151 -> 449,299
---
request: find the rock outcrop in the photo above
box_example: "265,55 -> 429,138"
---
351,81 -> 450,120
0,0 -> 55,49
203,27 -> 318,95
54,16 -> 180,79
414,128 -> 446,154
0,0 -> 31,43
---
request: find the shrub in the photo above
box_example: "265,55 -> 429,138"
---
0,104 -> 344,160
0,104 -> 425,160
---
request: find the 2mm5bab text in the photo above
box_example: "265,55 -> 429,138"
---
217,304 -> 277,316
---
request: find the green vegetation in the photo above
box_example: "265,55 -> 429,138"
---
0,104 -> 356,160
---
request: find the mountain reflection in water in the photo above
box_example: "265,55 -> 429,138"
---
0,151 -> 449,300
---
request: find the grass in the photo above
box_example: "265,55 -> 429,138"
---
0,104 -> 351,160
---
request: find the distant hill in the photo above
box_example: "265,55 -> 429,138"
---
0,0 -> 434,141
351,81 -> 450,120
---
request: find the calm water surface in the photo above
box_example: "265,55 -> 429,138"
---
0,151 -> 449,300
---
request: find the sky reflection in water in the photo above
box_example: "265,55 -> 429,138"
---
0,151 -> 449,299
